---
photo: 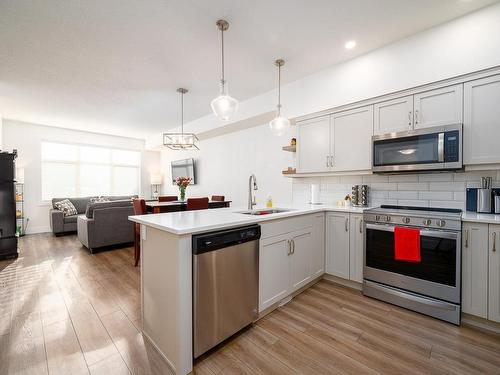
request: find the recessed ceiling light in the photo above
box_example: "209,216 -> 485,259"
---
345,40 -> 356,50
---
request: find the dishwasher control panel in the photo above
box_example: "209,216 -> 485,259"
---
192,225 -> 261,254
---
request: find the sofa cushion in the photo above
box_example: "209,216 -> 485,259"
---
52,197 -> 91,214
104,195 -> 138,201
89,196 -> 110,203
63,214 -> 79,224
54,199 -> 78,217
85,199 -> 133,218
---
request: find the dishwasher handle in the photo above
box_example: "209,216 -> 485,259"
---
192,225 -> 261,254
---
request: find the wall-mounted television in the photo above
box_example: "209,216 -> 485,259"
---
171,158 -> 196,185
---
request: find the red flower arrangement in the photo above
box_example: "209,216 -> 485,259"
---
175,176 -> 192,201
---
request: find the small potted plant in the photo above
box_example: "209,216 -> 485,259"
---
176,176 -> 192,202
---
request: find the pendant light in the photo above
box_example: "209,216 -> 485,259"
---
211,19 -> 238,121
163,88 -> 199,150
269,59 -> 291,136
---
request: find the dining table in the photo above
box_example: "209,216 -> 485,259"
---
145,200 -> 232,214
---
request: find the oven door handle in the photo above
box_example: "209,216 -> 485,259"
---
365,223 -> 459,240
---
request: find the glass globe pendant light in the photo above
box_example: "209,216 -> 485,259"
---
269,59 -> 291,136
163,88 -> 199,150
211,19 -> 239,121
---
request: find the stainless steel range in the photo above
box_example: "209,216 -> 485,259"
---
363,205 -> 462,324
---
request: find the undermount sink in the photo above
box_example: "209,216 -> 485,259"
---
237,208 -> 295,216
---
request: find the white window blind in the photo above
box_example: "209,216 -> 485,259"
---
41,141 -> 141,201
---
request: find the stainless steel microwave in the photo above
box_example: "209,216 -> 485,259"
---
372,124 -> 463,173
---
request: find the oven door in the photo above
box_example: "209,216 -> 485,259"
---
364,223 -> 460,304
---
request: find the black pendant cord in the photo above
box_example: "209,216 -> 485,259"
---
180,91 -> 184,135
277,64 -> 281,116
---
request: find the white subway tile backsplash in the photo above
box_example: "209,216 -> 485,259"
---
371,183 -> 398,191
388,175 -> 419,183
418,173 -> 453,182
388,191 -> 419,200
429,200 -> 465,210
429,182 -> 465,191
292,170 -> 499,208
419,191 -> 454,200
397,182 -> 429,191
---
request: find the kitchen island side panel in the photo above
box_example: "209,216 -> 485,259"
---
141,225 -> 193,374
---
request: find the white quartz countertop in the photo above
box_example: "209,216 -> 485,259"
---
129,204 -> 370,235
461,211 -> 500,224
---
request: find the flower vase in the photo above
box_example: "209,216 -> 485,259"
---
179,188 -> 186,202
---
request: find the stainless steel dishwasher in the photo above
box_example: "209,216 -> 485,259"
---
192,224 -> 260,358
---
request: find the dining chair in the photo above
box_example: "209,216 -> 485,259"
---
186,197 -> 209,211
158,195 -> 178,202
211,195 -> 225,202
132,198 -> 147,267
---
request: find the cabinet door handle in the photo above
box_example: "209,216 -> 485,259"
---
408,111 -> 412,126
287,240 -> 291,255
359,219 -> 363,234
345,218 -> 349,232
326,155 -> 329,167
465,229 -> 469,248
493,232 -> 497,252
292,239 -> 295,254
414,110 -> 419,125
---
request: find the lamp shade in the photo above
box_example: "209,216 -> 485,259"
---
269,116 -> 291,136
211,94 -> 238,121
150,173 -> 162,185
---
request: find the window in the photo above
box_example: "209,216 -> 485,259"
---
41,141 -> 141,201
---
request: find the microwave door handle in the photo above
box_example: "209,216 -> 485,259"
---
438,133 -> 445,163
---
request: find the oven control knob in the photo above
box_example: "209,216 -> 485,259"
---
437,220 -> 446,228
402,217 -> 410,224
423,219 -> 432,226
385,216 -> 392,222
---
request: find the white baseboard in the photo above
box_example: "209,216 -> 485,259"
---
25,226 -> 51,235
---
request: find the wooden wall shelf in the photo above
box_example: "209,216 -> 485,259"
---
282,168 -> 296,175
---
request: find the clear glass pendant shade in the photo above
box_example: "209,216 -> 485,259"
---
211,82 -> 238,121
269,114 -> 291,136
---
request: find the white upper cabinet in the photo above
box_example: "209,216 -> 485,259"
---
332,105 -> 373,172
297,115 -> 331,173
326,212 -> 350,279
374,95 -> 413,135
349,214 -> 364,283
413,84 -> 463,129
462,222 -> 488,318
489,224 -> 500,323
464,74 -> 500,165
374,84 -> 463,135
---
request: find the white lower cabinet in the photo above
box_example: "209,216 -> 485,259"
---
259,215 -> 324,312
488,224 -> 500,323
326,212 -> 364,283
349,214 -> 364,283
461,222 -> 500,323
462,222 -> 488,318
326,212 -> 350,279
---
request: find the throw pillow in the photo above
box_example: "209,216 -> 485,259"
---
54,199 -> 78,217
90,196 -> 110,203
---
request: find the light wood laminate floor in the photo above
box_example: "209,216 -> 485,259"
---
0,234 -> 499,374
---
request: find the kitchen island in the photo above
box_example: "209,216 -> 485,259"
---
129,205 -> 368,374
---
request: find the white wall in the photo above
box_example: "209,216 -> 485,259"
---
2,119 -> 160,234
0,117 -> 3,150
147,1 -> 500,148
160,122 -> 295,208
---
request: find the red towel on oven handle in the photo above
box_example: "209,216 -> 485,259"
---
394,226 -> 421,263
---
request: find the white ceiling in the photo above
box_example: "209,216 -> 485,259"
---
0,0 -> 497,139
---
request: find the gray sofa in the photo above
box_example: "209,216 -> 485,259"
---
77,199 -> 135,252
50,195 -> 137,252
